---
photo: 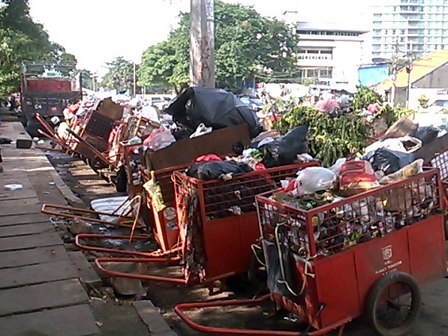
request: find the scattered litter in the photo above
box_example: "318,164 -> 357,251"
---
4,184 -> 23,191
43,191 -> 50,194
95,321 -> 103,327
49,182 -> 56,185
32,137 -> 39,142
37,140 -> 45,145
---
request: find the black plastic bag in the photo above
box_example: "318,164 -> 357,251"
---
186,161 -> 253,180
366,148 -> 415,175
165,87 -> 262,138
413,126 -> 439,145
250,125 -> 309,168
278,124 -> 309,165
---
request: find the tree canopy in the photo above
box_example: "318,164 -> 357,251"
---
138,0 -> 299,92
0,0 -> 77,97
100,57 -> 138,94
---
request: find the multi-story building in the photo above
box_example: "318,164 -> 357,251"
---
371,0 -> 448,60
294,22 -> 368,90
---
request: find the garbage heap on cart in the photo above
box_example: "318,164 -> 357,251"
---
39,85 -> 448,335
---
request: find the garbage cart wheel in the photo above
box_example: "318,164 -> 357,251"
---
365,271 -> 421,336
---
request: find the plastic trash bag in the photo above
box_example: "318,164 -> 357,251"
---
294,167 -> 336,196
379,159 -> 423,184
329,158 -> 347,175
278,125 -> 309,165
365,148 -> 415,175
365,136 -> 422,154
144,126 -> 176,151
186,161 -> 252,180
190,123 -> 213,138
250,125 -> 309,168
165,87 -> 262,138
413,126 -> 439,145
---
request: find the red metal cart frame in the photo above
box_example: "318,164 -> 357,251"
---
174,168 -> 447,335
92,162 -> 320,292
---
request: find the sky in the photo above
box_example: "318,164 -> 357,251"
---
28,0 -> 370,75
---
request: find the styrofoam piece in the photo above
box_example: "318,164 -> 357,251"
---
90,196 -> 129,222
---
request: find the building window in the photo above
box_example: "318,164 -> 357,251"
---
319,68 -> 333,78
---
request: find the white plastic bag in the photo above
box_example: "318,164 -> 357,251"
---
190,123 -> 212,138
294,167 -> 336,196
329,158 -> 347,175
365,136 -> 422,154
145,127 -> 176,151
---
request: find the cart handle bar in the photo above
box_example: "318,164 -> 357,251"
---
174,296 -> 351,335
95,257 -> 236,287
75,234 -> 182,258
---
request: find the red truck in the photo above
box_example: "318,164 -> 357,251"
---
20,61 -> 82,135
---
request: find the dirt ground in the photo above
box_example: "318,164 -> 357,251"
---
45,150 -> 448,336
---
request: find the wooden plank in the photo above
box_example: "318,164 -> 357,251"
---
0,260 -> 79,289
0,214 -> 50,226
0,189 -> 38,201
0,205 -> 42,217
68,251 -> 102,288
0,279 -> 89,317
0,197 -> 40,209
0,245 -> 69,269
0,304 -> 100,336
0,221 -> 54,238
0,232 -> 62,252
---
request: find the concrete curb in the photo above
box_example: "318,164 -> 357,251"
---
49,170 -> 84,207
133,301 -> 177,336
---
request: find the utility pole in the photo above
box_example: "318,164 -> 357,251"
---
406,42 -> 413,108
190,0 -> 215,88
133,62 -> 136,97
390,38 -> 400,105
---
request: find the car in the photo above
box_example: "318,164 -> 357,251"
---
146,95 -> 173,110
422,99 -> 448,113
239,96 -> 265,112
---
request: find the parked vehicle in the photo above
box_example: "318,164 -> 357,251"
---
20,61 -> 81,135
421,99 -> 448,113
240,95 -> 265,112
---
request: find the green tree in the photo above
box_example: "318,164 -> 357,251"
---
101,57 -> 138,93
138,0 -> 299,92
79,69 -> 94,90
0,0 -> 74,96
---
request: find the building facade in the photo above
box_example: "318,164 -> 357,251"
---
295,22 -> 368,90
371,0 -> 448,60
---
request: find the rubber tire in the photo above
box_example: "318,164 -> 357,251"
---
365,271 -> 421,336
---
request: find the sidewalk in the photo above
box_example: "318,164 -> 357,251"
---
0,119 -> 176,336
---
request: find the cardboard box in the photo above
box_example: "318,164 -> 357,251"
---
144,123 -> 251,171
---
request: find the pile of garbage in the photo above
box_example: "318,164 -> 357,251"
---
260,116 -> 443,257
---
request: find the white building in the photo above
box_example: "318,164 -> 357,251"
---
294,22 -> 369,90
371,0 -> 448,60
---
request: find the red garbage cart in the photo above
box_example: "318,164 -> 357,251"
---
175,168 -> 447,335
90,162 -> 319,292
430,147 -> 448,239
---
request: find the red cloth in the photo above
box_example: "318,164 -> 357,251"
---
195,154 -> 222,163
254,163 -> 266,171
